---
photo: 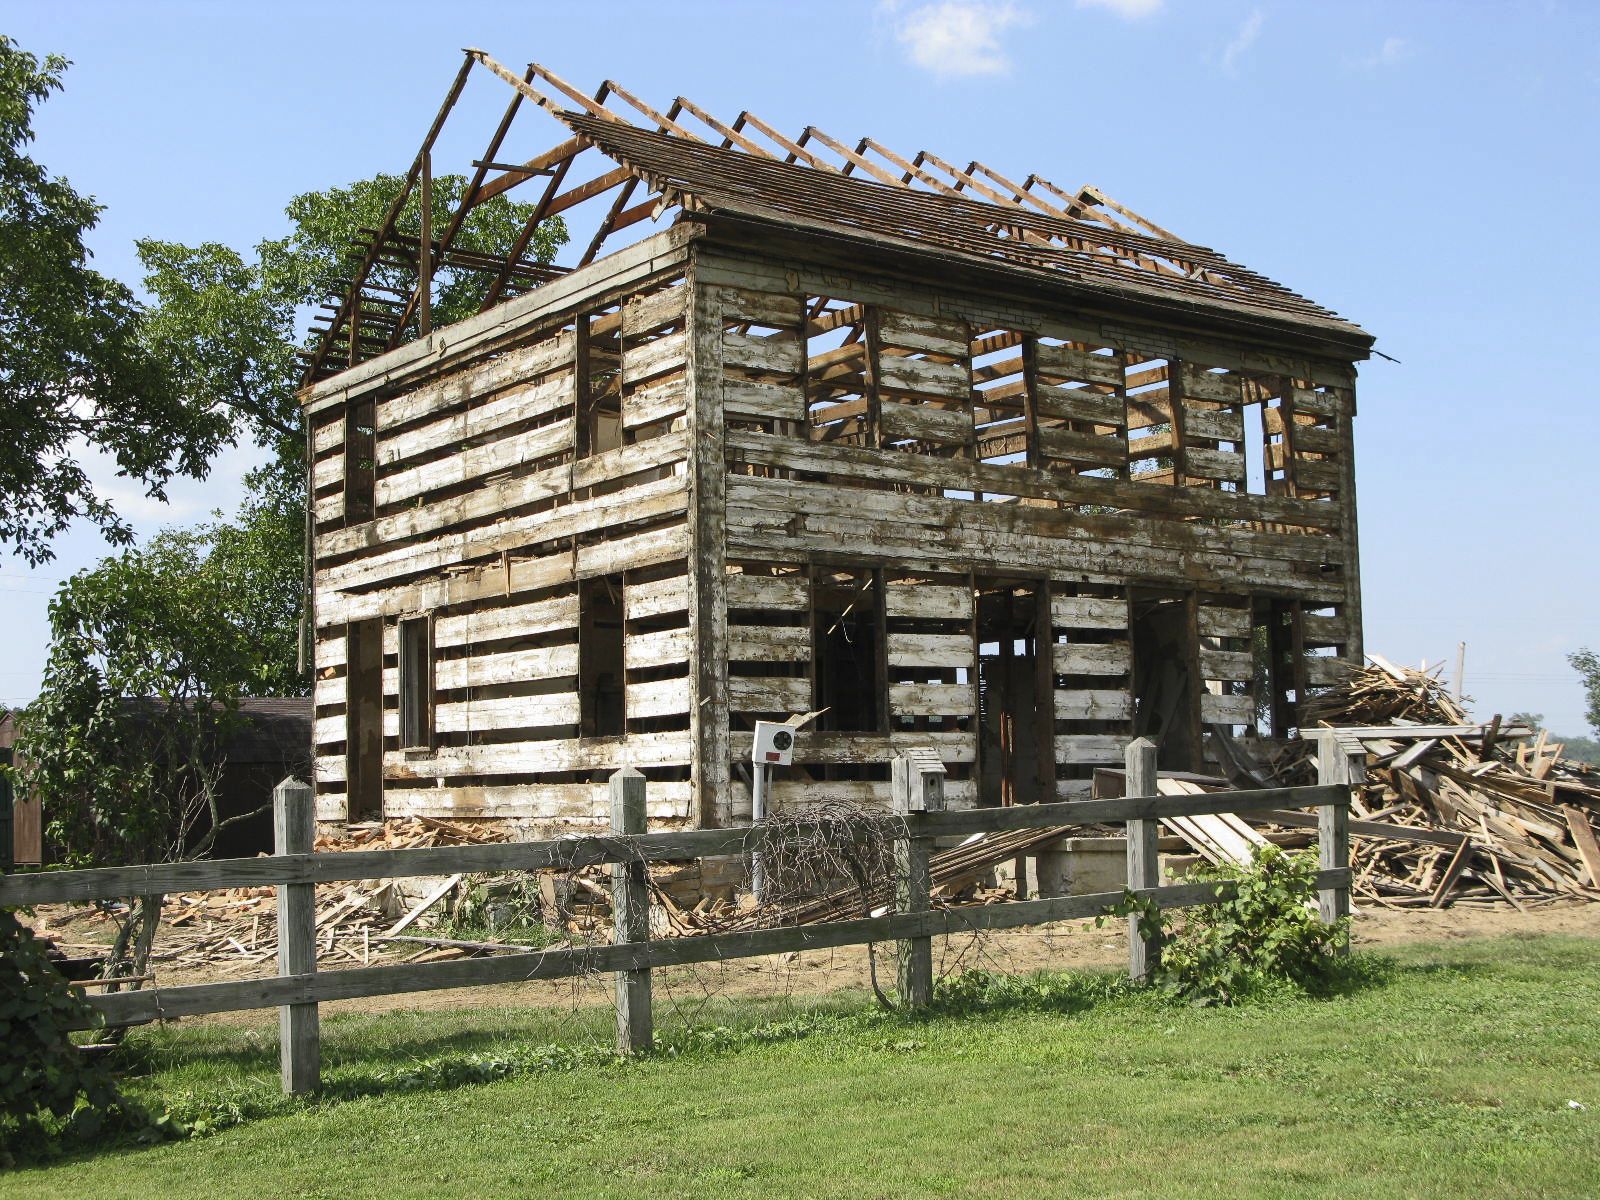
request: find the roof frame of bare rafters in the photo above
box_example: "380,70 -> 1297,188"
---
300,49 -> 1369,387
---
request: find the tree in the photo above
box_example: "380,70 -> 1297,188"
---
13,526 -> 287,981
1571,649 -> 1600,738
0,37 -> 226,564
136,171 -> 568,479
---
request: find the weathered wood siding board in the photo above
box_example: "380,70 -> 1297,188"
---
1055,643 -> 1133,676
1054,690 -> 1134,721
628,676 -> 694,719
721,476 -> 1346,601
880,400 -> 971,446
381,782 -> 692,823
728,676 -> 812,714
320,429 -> 688,564
727,730 -> 976,764
729,777 -> 977,819
324,470 -> 688,592
1200,693 -> 1256,726
724,432 -> 1342,533
885,584 -> 973,621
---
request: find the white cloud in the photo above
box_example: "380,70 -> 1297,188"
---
1354,36 -> 1413,70
1221,9 -> 1265,74
886,1 -> 1033,77
1076,0 -> 1163,17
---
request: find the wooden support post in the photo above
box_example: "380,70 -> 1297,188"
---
894,751 -> 946,1008
610,768 -> 652,1054
1315,733 -> 1361,944
274,778 -> 319,1095
418,148 -> 433,336
1124,738 -> 1161,983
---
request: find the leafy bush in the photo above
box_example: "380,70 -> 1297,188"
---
1106,845 -> 1351,1005
933,968 -> 1132,1016
0,911 -> 164,1164
443,877 -> 564,947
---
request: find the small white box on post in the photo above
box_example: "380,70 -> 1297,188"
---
748,711 -> 820,901
609,767 -> 652,1054
273,777 -> 319,1095
1123,738 -> 1161,984
893,749 -> 946,1008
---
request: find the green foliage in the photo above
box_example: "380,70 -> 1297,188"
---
1570,649 -> 1600,738
442,877 -> 564,948
0,911 -> 161,1165
15,509 -> 296,867
258,172 -> 566,330
135,174 -> 565,476
1103,845 -> 1351,1005
0,37 -> 222,564
135,239 -> 303,469
21,163 -> 570,862
933,967 -> 1133,1015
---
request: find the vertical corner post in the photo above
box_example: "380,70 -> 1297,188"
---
1316,732 -> 1360,946
274,777 -> 319,1095
893,752 -> 945,1009
610,767 -> 653,1054
1124,738 -> 1161,983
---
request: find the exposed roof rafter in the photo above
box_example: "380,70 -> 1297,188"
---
300,49 -> 1368,387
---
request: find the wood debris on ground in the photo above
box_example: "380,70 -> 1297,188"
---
1264,654 -> 1600,908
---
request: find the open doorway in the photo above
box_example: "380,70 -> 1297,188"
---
1131,591 -> 1202,772
345,617 -> 384,822
976,580 -> 1049,806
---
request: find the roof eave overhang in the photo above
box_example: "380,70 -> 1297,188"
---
694,209 -> 1375,363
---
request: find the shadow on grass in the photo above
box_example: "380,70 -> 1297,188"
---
23,952 -> 1407,1170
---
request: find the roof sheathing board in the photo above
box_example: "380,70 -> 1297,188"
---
558,112 -> 1372,353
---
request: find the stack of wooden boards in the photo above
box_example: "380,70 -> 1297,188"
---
1281,656 -> 1600,908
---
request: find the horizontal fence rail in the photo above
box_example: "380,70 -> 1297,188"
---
10,737 -> 1362,1095
0,785 -> 1347,909
75,872 -> 1351,1030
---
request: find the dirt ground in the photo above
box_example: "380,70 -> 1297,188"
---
38,900 -> 1600,1029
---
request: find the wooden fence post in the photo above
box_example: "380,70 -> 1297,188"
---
1124,738 -> 1161,984
893,751 -> 945,1009
1316,732 -> 1362,946
610,767 -> 652,1054
274,777 -> 319,1095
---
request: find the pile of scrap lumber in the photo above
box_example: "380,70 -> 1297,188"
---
1285,655 -> 1600,908
31,817 -> 525,975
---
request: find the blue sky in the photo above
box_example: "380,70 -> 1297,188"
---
3,1 -> 1597,732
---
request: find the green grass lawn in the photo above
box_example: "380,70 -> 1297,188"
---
12,934 -> 1600,1199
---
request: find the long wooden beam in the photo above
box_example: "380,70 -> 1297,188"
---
2,783 -> 1344,908
674,95 -> 777,157
303,51 -> 476,381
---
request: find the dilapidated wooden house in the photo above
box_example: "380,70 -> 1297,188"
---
302,52 -> 1373,835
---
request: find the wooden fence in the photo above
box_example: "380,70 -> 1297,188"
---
3,736 -> 1363,1094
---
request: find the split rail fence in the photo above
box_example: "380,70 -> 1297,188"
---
4,737 -> 1362,1094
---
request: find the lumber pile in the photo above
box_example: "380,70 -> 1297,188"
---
32,817 -> 521,975
1284,655 -> 1600,908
